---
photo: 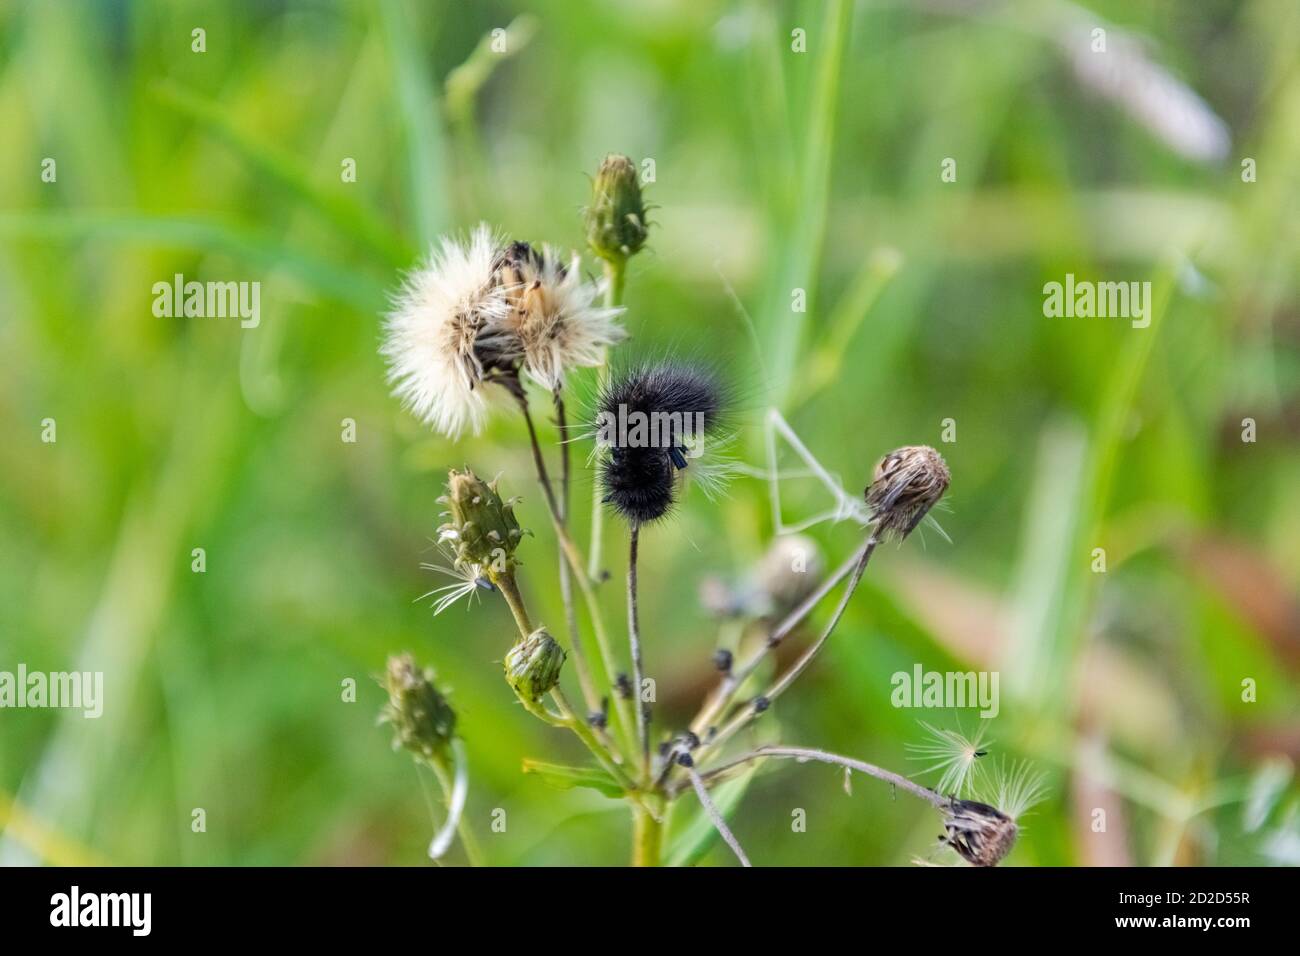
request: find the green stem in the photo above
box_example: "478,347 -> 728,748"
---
587,256 -> 625,581
490,568 -> 532,637
552,391 -> 601,714
631,800 -> 663,867
429,755 -> 484,867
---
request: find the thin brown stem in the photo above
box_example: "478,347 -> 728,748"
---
685,765 -> 751,866
677,745 -> 947,809
687,534 -> 878,775
627,521 -> 649,774
514,391 -> 635,757
517,395 -> 561,523
688,547 -> 864,740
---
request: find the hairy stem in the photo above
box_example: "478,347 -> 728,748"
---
685,764 -> 751,866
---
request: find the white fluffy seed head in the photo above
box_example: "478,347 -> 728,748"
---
492,245 -> 626,391
382,224 -> 510,438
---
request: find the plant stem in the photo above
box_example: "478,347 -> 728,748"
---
688,547 -> 863,739
516,396 -> 631,750
550,687 -> 642,796
491,568 -> 532,636
517,393 -> 561,524
685,764 -> 751,866
492,577 -> 650,805
587,257 -> 625,581
687,533 -> 878,774
631,799 -> 663,867
627,521 -> 649,773
552,391 -> 601,715
428,744 -> 483,866
680,745 -> 947,810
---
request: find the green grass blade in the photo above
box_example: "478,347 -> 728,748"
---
150,80 -> 412,268
379,0 -> 451,248
764,0 -> 852,407
0,211 -> 387,312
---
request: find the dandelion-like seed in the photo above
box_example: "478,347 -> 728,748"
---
487,240 -> 625,390
989,757 -> 1050,821
382,224 -> 513,438
595,360 -> 732,524
417,543 -> 495,615
906,720 -> 991,797
865,445 -> 950,540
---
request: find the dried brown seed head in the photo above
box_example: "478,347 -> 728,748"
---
865,445 -> 950,540
941,798 -> 1018,867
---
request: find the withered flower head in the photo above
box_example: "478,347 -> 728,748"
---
381,653 -> 456,762
381,224 -> 512,438
438,468 -> 526,573
484,240 -> 625,390
937,758 -> 1047,867
504,628 -> 566,702
865,445 -> 950,540
940,798 -> 1019,867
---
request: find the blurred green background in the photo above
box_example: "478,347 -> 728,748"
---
2,0 -> 1298,866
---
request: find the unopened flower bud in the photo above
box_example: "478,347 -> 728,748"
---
865,446 -> 950,541
438,468 -> 526,573
504,627 -> 566,702
584,153 -> 649,264
381,653 -> 456,762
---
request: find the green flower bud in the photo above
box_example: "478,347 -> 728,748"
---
584,153 -> 649,264
438,468 -> 526,573
381,653 -> 456,762
504,628 -> 566,702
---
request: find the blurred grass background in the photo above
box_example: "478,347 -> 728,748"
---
1,0 -> 1298,866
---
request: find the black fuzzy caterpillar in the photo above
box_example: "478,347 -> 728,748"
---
596,361 -> 728,524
